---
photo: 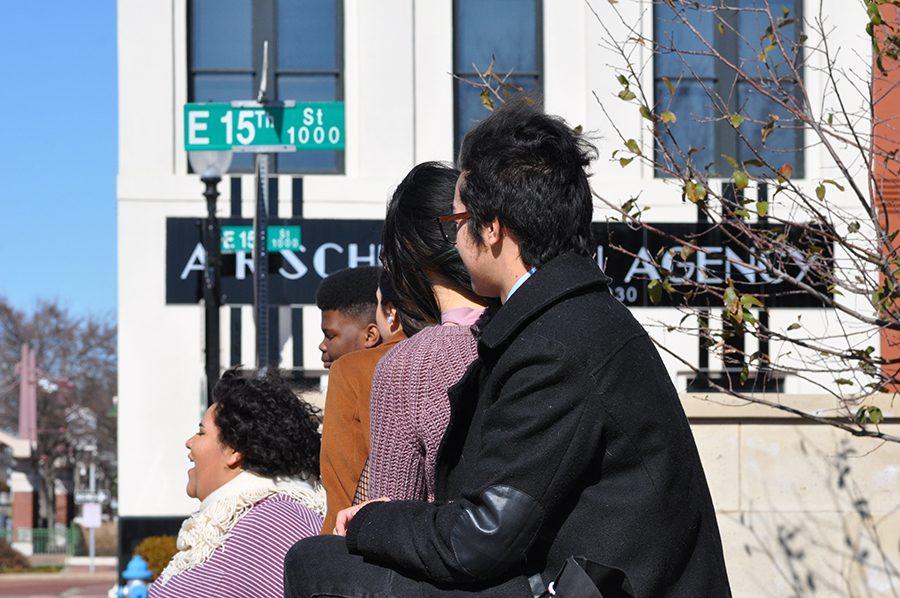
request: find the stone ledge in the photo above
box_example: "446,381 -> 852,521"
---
681,392 -> 898,420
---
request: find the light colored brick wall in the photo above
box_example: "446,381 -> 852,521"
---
687,395 -> 899,596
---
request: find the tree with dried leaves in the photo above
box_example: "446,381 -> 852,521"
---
464,0 -> 899,443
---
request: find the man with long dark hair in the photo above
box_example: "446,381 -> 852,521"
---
285,101 -> 731,597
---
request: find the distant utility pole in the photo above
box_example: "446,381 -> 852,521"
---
17,344 -> 37,445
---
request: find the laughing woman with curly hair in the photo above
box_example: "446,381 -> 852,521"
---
149,368 -> 325,597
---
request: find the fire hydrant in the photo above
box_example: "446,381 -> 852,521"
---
115,555 -> 153,598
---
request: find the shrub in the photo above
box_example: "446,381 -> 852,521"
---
134,535 -> 178,580
0,538 -> 30,571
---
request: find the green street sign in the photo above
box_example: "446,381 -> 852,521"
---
267,225 -> 302,252
185,102 -> 344,152
221,226 -> 253,253
221,225 -> 302,253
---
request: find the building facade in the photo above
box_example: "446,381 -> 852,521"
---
118,1 -> 899,594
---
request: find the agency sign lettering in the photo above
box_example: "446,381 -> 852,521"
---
166,219 -> 830,308
593,221 -> 831,308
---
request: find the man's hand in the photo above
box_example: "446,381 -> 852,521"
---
334,497 -> 390,536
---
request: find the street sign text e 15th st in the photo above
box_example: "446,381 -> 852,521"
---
222,225 -> 301,253
184,102 -> 344,152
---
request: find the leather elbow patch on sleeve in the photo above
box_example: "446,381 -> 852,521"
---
449,485 -> 545,578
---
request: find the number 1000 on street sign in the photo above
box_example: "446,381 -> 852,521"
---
185,102 -> 344,152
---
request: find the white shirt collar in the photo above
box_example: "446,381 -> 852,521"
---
506,267 -> 537,302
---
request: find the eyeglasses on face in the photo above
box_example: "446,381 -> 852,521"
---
437,211 -> 471,245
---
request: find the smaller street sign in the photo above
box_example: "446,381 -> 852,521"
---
221,226 -> 253,253
184,101 -> 344,152
221,225 -> 302,253
268,225 -> 302,251
81,503 -> 102,529
75,489 -> 109,505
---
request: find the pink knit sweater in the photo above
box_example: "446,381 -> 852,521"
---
368,308 -> 483,502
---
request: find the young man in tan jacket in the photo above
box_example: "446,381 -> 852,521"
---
317,268 -> 405,533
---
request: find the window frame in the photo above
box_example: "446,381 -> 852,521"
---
451,0 -> 544,157
187,0 -> 345,175
652,1 -> 805,179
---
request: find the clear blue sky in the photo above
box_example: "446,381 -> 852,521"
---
0,2 -> 117,318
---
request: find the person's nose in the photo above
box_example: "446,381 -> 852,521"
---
319,339 -> 327,353
185,435 -> 194,450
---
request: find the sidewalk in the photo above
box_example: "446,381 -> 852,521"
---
0,568 -> 116,598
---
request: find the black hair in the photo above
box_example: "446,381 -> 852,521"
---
380,161 -> 472,336
377,268 -> 415,334
315,266 -> 380,324
457,98 -> 598,268
213,368 -> 320,479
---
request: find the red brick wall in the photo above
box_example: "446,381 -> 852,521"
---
54,491 -> 72,526
873,5 -> 900,390
11,491 -> 36,533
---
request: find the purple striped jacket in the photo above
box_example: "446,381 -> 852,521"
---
148,494 -> 322,597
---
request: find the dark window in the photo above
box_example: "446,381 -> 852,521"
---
189,0 -> 343,174
654,0 -> 803,178
453,0 -> 543,155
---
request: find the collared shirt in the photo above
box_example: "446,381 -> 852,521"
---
441,307 -> 486,326
506,267 -> 537,302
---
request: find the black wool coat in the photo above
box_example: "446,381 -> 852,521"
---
347,253 -> 732,597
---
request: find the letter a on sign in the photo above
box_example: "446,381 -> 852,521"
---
180,243 -> 206,279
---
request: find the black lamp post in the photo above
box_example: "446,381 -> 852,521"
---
202,174 -> 222,405
189,151 -> 233,405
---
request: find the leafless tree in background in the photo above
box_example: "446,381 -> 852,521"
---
0,298 -> 116,525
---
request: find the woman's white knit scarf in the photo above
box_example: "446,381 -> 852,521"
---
157,470 -> 326,584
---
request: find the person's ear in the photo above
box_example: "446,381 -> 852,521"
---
386,306 -> 402,335
483,217 -> 503,248
363,322 -> 381,348
225,448 -> 243,470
